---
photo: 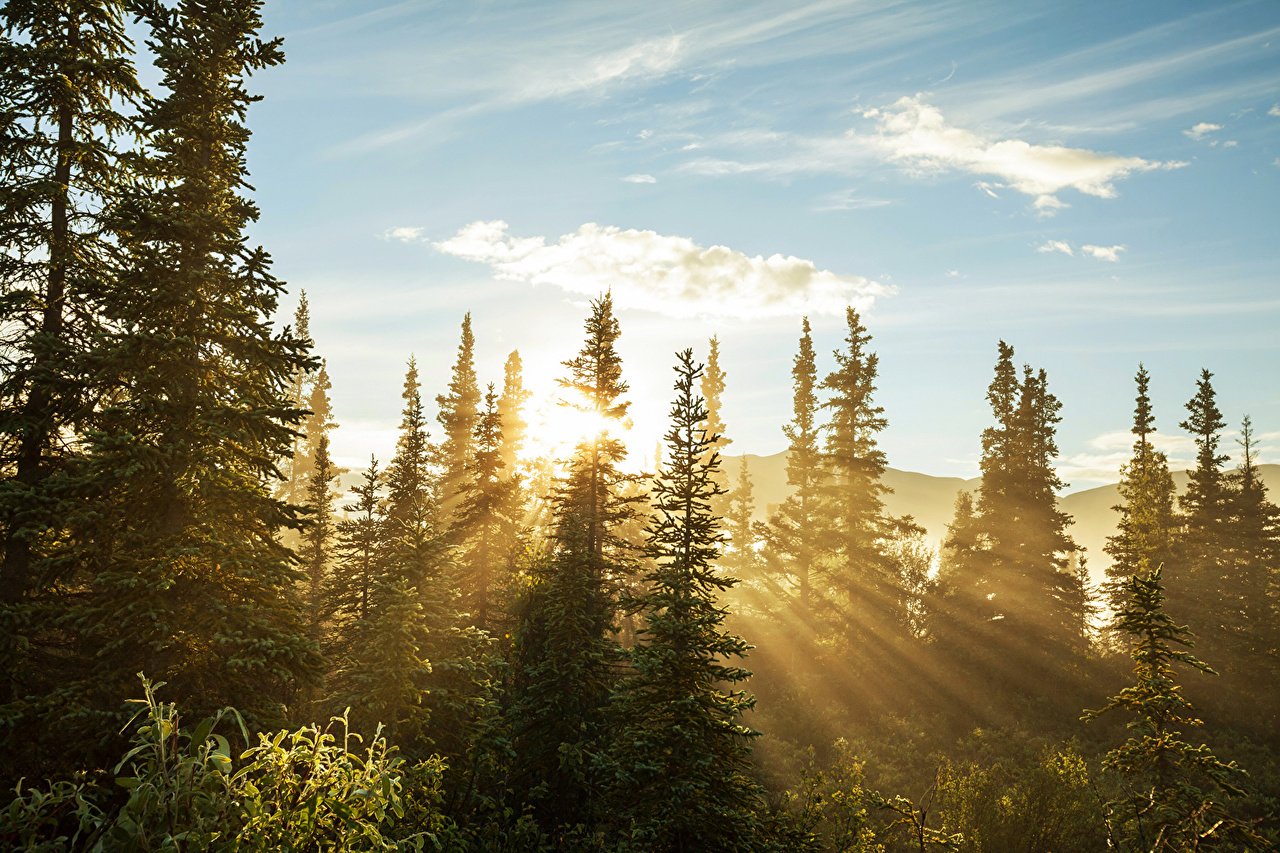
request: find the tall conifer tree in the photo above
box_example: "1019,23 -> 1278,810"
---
817,306 -> 914,639
53,0 -> 318,739
278,291 -> 316,506
725,456 -> 759,576
452,385 -> 522,632
497,349 -> 531,476
508,293 -> 634,833
300,433 -> 337,610
701,335 -> 733,522
1169,370 -> 1231,669
0,0 -> 141,714
335,360 -> 486,759
1104,365 -> 1178,628
326,457 -> 382,632
1085,566 -> 1260,850
1217,417 -> 1280,724
952,343 -> 1085,694
763,317 -> 823,615
436,312 -> 480,520
610,350 -> 762,849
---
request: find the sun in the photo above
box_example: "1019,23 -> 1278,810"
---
521,387 -> 631,466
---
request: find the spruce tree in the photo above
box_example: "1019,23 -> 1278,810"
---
508,293 -> 634,833
1218,417 -> 1280,724
1085,566 -> 1260,850
701,336 -> 733,523
929,490 -> 998,678
701,335 -> 731,450
497,349 -> 531,476
278,291 -> 316,506
452,384 -> 522,633
817,306 -> 915,640
51,0 -> 318,740
1104,365 -> 1178,631
949,343 -> 1085,697
1169,370 -> 1231,672
610,349 -> 762,850
335,360 -> 486,760
327,457 -> 382,631
762,317 -> 824,615
0,0 -> 141,714
436,312 -> 480,521
724,456 -> 759,576
300,433 -> 337,611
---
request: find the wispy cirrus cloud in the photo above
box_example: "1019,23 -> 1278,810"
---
621,173 -> 657,184
428,220 -> 891,319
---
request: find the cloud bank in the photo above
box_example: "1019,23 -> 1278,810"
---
433,220 -> 891,319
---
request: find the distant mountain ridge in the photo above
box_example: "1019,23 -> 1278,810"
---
723,451 -> 1280,582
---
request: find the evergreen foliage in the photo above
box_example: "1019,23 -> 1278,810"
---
0,0 -> 142,715
1104,365 -> 1178,634
816,306 -> 915,641
610,349 -> 762,850
436,313 -> 480,521
37,0 -> 319,754
725,456 -> 760,576
497,349 -> 531,476
453,384 -> 523,632
762,317 -> 824,616
0,0 -> 142,600
3,4 -> 1280,847
1085,566 -> 1261,850
508,293 -> 635,835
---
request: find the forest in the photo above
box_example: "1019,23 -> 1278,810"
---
2,1 -> 1278,851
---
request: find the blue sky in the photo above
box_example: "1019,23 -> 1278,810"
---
241,0 -> 1279,486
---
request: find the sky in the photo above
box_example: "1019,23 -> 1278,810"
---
237,0 -> 1278,487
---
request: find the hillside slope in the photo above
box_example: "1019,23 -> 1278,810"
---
724,451 -> 1280,582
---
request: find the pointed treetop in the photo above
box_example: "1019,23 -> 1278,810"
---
1131,363 -> 1154,440
701,335 -> 731,448
987,340 -> 1018,424
294,290 -> 311,345
560,292 -> 629,421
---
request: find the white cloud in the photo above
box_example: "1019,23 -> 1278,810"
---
856,95 -> 1184,208
1033,194 -> 1070,216
383,226 -> 425,242
622,173 -> 657,184
974,180 -> 1001,199
1036,240 -> 1074,256
1036,240 -> 1126,262
1081,244 -> 1126,262
1183,121 -> 1222,140
1268,104 -> 1280,117
434,220 -> 892,319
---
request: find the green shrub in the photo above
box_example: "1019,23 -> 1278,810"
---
0,676 -> 457,851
